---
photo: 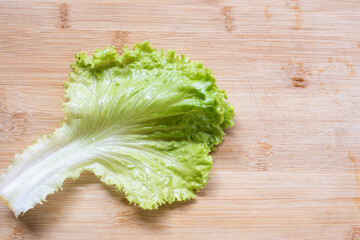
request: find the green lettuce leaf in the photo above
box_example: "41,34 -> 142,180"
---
0,41 -> 234,217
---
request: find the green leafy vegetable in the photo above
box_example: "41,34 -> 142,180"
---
0,41 -> 234,217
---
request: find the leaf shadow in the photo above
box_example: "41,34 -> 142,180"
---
101,178 -> 197,229
14,171 -> 200,233
17,172 -> 100,235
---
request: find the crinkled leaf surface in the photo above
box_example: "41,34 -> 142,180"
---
0,42 -> 234,217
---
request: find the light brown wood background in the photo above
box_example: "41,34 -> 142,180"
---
0,0 -> 360,239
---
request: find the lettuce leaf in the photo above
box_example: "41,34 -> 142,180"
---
0,41 -> 234,217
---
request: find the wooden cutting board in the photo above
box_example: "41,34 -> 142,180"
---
1,0 -> 360,239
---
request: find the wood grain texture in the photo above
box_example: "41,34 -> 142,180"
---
1,0 -> 360,239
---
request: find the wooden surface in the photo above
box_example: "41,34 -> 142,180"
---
1,0 -> 360,239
